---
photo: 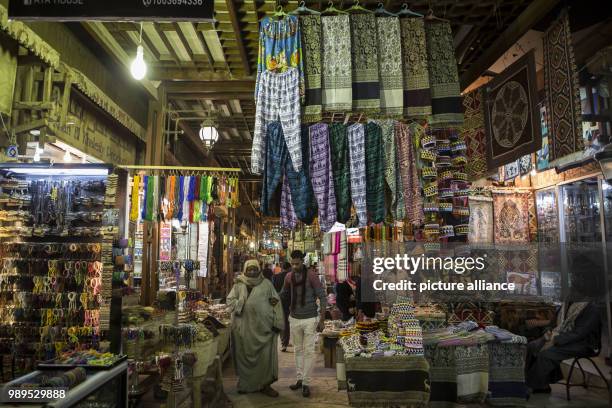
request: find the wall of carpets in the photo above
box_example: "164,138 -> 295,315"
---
254,12 -> 469,250
0,168 -> 120,381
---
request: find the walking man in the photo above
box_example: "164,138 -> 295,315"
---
280,250 -> 327,398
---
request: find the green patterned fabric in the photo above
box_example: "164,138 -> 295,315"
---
329,123 -> 352,224
365,122 -> 385,224
322,15 -> 352,112
400,17 -> 432,119
300,15 -> 322,122
376,17 -> 403,118
425,21 -> 463,126
379,120 -> 404,221
350,13 -> 380,114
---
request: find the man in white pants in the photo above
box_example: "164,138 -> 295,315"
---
280,250 -> 327,398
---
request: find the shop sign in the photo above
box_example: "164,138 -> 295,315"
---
9,0 -> 214,21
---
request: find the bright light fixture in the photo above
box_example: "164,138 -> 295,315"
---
30,129 -> 41,136
33,146 -> 43,162
130,45 -> 147,80
5,167 -> 109,176
199,125 -> 219,149
63,149 -> 72,163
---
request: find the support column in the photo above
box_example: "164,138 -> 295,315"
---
140,86 -> 166,306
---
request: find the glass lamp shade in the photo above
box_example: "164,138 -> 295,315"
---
199,126 -> 219,149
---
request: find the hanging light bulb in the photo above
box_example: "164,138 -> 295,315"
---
63,149 -> 72,163
33,146 -> 43,162
130,24 -> 147,80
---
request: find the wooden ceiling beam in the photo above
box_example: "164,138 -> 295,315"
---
153,24 -> 181,65
168,92 -> 254,100
148,67 -> 240,81
459,0 -> 561,90
225,0 -> 252,76
165,80 -> 254,94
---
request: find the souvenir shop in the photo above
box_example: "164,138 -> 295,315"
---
253,1 -> 611,407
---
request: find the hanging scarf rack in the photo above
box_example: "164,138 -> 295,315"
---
119,165 -> 241,175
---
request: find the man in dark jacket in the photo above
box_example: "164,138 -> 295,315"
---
273,262 -> 292,351
525,254 -> 603,392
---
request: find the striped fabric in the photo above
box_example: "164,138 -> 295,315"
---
310,123 -> 337,232
252,68 -> 301,175
365,122 -> 385,224
348,123 -> 368,227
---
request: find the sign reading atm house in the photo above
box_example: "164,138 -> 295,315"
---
9,0 -> 213,21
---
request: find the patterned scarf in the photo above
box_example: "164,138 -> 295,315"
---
379,120 -> 403,220
285,125 -> 317,224
461,87 -> 488,179
129,175 -> 140,222
396,122 -> 424,226
400,17 -> 432,119
348,123 -> 368,227
300,15 -> 322,122
425,21 -> 463,126
365,122 -> 385,224
350,13 -> 380,113
321,15 -> 352,112
329,123 -> 352,224
376,17 -> 403,118
310,123 -> 337,232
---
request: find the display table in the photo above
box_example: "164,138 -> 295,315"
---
337,352 -> 430,408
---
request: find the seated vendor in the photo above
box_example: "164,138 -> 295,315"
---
525,255 -> 603,393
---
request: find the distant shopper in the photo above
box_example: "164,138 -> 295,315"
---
227,259 -> 284,397
273,262 -> 293,351
262,267 -> 274,282
280,250 -> 327,398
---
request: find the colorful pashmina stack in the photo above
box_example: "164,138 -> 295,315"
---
376,17 -> 403,118
350,13 -> 380,113
321,15 -> 352,112
310,123 -> 337,232
256,15 -> 304,98
400,18 -> 432,119
329,123 -> 352,224
544,13 -> 584,160
365,122 -> 385,224
425,21 -> 463,126
300,15 -> 323,122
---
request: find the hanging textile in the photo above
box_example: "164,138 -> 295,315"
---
400,17 -> 432,119
158,175 -> 166,221
396,122 -> 424,226
183,176 -> 191,222
329,123 -> 352,224
197,221 -> 209,277
350,13 -> 380,113
280,175 -> 298,229
321,15 -> 352,112
461,87 -> 488,179
252,68 -> 302,175
468,195 -> 494,244
493,191 -> 531,244
365,122 -> 385,224
167,176 -> 176,221
337,230 -> 348,282
145,176 -> 155,221
300,15 -> 322,122
544,13 -> 583,160
285,126 -> 317,224
484,51 -> 541,169
129,175 -> 140,222
261,122 -> 286,216
310,123 -> 337,233
376,17 -> 403,118
348,123 -> 368,228
256,15 -> 304,100
379,120 -> 404,220
141,175 -> 149,221
425,21 -> 463,126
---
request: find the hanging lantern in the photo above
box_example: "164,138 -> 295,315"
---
199,125 -> 219,150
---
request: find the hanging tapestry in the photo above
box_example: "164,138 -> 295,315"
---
321,15 -> 352,112
350,14 -> 380,113
493,192 -> 531,244
468,196 -> 494,244
376,17 -> 403,118
400,17 -> 432,119
461,88 -> 488,179
425,21 -> 463,126
504,161 -> 519,181
528,193 -> 538,242
256,15 -> 304,99
329,123 -> 352,224
536,104 -> 550,171
484,51 -> 541,169
544,13 -> 583,160
300,15 -> 322,122
519,154 -> 532,175
503,248 -> 538,296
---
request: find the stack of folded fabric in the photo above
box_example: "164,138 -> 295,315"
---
484,325 -> 527,344
389,301 -> 424,355
414,304 -> 447,331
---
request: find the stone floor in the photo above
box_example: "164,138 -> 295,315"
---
222,341 -> 610,408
